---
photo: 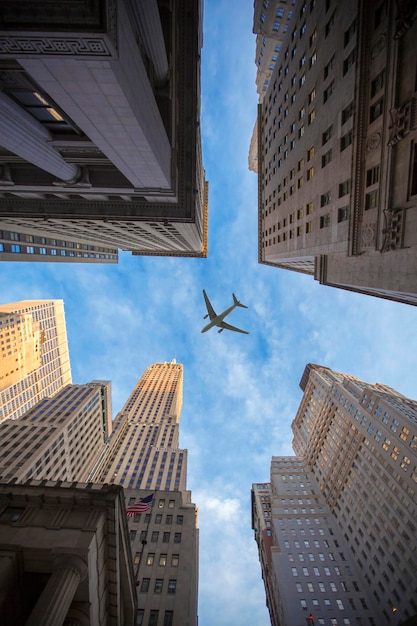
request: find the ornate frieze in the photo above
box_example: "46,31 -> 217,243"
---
388,101 -> 412,146
379,207 -> 405,252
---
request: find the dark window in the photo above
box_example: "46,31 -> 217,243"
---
163,611 -> 174,626
140,578 -> 150,592
338,206 -> 349,222
341,130 -> 353,151
320,214 -> 331,228
370,99 -> 384,122
371,71 -> 385,97
366,166 -> 380,187
410,143 -> 417,196
149,610 -> 159,626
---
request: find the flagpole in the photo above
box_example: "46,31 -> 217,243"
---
135,490 -> 157,584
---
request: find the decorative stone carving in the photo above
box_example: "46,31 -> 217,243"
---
0,36 -> 113,56
394,0 -> 416,39
371,33 -> 386,59
388,101 -> 411,146
366,132 -> 381,152
361,222 -> 377,247
379,207 -> 405,252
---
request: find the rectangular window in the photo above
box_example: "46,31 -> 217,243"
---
163,532 -> 170,543
151,531 -> 159,542
339,179 -> 351,197
343,49 -> 355,75
371,70 -> 385,97
140,578 -> 150,592
370,98 -> 384,122
365,190 -> 379,210
366,166 -> 380,186
322,150 -> 332,167
306,222 -> 313,233
324,81 -> 334,103
163,611 -> 174,626
321,192 -> 331,207
325,11 -> 336,37
338,206 -> 349,222
174,533 -> 182,543
307,146 -> 315,161
146,553 -> 155,565
409,143 -> 417,196
340,130 -> 353,151
306,202 -> 313,214
159,554 -> 167,566
320,214 -> 331,228
322,125 -> 333,145
171,554 -> 179,567
342,101 -> 354,124
324,55 -> 335,80
11,244 -> 21,253
154,579 -> 163,593
148,611 -> 159,626
308,109 -> 316,124
344,20 -> 356,46
168,579 -> 177,594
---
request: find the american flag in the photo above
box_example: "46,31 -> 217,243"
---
126,494 -> 154,517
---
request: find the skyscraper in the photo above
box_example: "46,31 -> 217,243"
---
0,0 -> 208,261
94,361 -> 199,626
251,0 -> 417,305
0,300 -> 71,423
0,380 -> 112,483
252,364 -> 417,624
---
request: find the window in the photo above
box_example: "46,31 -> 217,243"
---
338,206 -> 349,222
365,190 -> 379,210
322,150 -> 332,167
308,109 -> 316,124
130,530 -> 137,541
370,98 -> 384,122
26,246 -> 35,254
163,611 -> 174,626
163,532 -> 170,542
306,222 -> 313,233
322,125 -> 333,145
149,610 -> 159,626
11,244 -> 21,253
306,202 -> 313,214
310,51 -> 317,67
308,88 -> 316,104
140,578 -> 150,592
324,81 -> 334,103
0,506 -> 25,522
136,609 -> 144,625
321,192 -> 331,207
342,101 -> 354,124
344,19 -> 356,46
340,130 -> 353,151
166,515 -> 173,525
151,531 -> 159,542
171,554 -> 179,567
168,579 -> 177,594
366,166 -> 380,186
174,532 -> 182,543
307,146 -> 314,161
339,179 -> 351,197
324,55 -> 335,80
325,11 -> 336,37
307,167 -> 314,180
168,500 -> 175,508
320,214 -> 331,228
154,579 -> 163,593
159,554 -> 167,566
371,70 -> 385,97
176,515 -> 183,524
343,49 -> 356,74
146,553 -> 155,565
158,499 -> 165,508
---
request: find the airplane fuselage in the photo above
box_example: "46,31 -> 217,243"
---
201,303 -> 237,333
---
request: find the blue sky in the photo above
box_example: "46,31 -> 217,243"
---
2,2 -> 417,625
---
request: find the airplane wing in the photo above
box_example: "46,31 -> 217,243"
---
202,289 -> 216,320
219,320 -> 249,334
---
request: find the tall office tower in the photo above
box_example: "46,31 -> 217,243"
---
0,0 -> 208,262
94,361 -> 199,626
252,0 -> 417,305
0,380 -> 112,483
252,463 -> 378,626
252,364 -> 417,625
0,300 -> 71,423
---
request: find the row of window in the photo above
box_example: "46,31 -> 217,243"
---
136,609 -> 173,626
130,530 -> 182,544
0,243 -> 116,259
139,578 -> 177,594
131,513 -> 183,525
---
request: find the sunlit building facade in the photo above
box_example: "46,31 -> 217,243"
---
95,361 -> 199,626
254,0 -> 417,305
252,364 -> 417,625
0,380 -> 112,483
0,0 -> 208,261
0,300 -> 71,423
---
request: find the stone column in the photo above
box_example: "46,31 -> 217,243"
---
25,552 -> 88,626
0,91 -> 78,182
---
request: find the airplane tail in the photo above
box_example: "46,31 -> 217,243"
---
232,293 -> 248,309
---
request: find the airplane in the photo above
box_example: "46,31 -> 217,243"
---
201,289 -> 249,334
